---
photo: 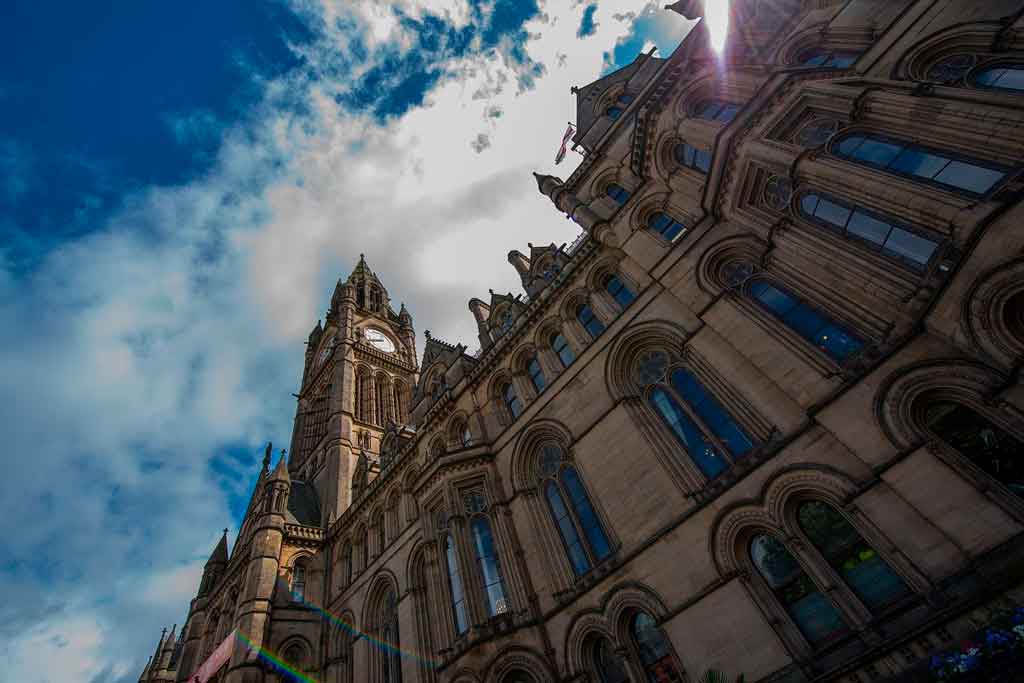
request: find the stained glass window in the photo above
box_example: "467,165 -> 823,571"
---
552,332 -> 576,367
798,501 -> 910,611
926,402 -> 1024,498
974,63 -> 1024,92
631,612 -> 683,682
527,356 -> 546,392
649,387 -> 729,479
636,349 -> 669,387
927,54 -> 976,84
540,445 -> 611,575
750,534 -> 847,645
834,134 -> 1007,196
502,382 -> 523,420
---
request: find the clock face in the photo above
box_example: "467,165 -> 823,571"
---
365,328 -> 396,353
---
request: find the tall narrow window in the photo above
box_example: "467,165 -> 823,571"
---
540,444 -> 612,576
527,356 -> 546,393
748,280 -> 864,361
501,382 -> 523,420
551,332 -> 576,368
693,99 -> 742,122
647,212 -> 686,241
445,533 -> 469,635
798,501 -> 910,610
375,515 -> 386,556
926,401 -> 1024,498
470,517 -> 509,616
577,303 -> 605,339
591,637 -> 630,683
834,134 -> 1008,196
630,612 -> 683,682
674,143 -> 712,173
800,192 -> 939,270
606,184 -> 631,205
604,274 -> 636,309
974,64 -> 1024,92
750,534 -> 847,645
380,589 -> 402,683
342,543 -> 352,587
291,562 -> 306,602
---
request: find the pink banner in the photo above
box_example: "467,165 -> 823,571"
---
189,630 -> 235,683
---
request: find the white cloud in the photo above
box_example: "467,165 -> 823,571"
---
1,2 -> 692,681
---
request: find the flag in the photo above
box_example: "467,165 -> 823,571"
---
554,123 -> 575,165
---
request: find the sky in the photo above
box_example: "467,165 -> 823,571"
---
0,2 -> 694,680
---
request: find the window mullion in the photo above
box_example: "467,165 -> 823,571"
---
665,384 -> 736,465
559,476 -> 597,568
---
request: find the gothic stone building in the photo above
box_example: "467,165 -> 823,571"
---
140,1 -> 1024,682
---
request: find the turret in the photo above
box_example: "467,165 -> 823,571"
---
151,624 -> 176,681
138,655 -> 152,683
533,170 -> 608,243
140,629 -> 166,683
398,303 -> 417,366
468,298 -> 492,350
198,530 -> 229,597
508,250 -> 531,288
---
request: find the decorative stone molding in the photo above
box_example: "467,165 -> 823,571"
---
962,257 -> 1024,369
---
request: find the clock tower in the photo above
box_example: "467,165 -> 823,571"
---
287,254 -> 418,524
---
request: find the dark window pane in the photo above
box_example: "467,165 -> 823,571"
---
528,358 -> 545,392
631,613 -> 683,682
669,368 -> 752,457
546,481 -> 591,575
800,194 -> 820,216
846,210 -> 892,247
470,518 -> 508,615
995,66 -> 1024,91
814,197 -> 852,228
594,637 -> 631,683
933,161 -> 1005,195
851,139 -> 903,167
649,212 -> 671,232
883,227 -> 937,266
830,53 -> 857,68
607,106 -> 622,120
801,52 -> 827,66
890,148 -> 951,178
718,104 -> 741,122
445,534 -> 469,634
927,402 -> 1024,498
814,323 -> 863,360
750,282 -> 798,316
695,148 -> 713,172
650,388 -> 728,478
836,135 -> 865,157
782,302 -> 831,340
562,466 -> 612,561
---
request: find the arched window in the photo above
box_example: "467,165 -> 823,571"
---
750,533 -> 847,645
374,513 -> 386,556
799,192 -> 939,270
359,527 -> 369,570
748,280 -> 864,361
551,332 -> 576,368
674,143 -> 712,173
451,418 -> 472,448
603,274 -> 636,309
630,611 -> 683,681
283,643 -> 305,670
606,183 -> 631,205
576,303 -> 605,339
379,589 -> 402,683
369,286 -> 382,312
540,444 -> 612,576
692,98 -> 741,122
501,382 -> 523,420
356,369 -> 370,422
392,381 -> 406,423
647,212 -> 686,241
925,401 -> 1024,498
470,515 -> 509,616
444,533 -> 469,635
648,367 -> 754,479
833,133 -> 1008,196
496,309 -> 515,336
341,543 -> 353,588
798,48 -> 859,68
591,636 -> 629,683
793,118 -> 841,148
291,561 -> 306,602
375,375 -> 390,426
974,63 -> 1024,92
797,501 -> 910,610
606,94 -> 634,120
526,355 -> 546,393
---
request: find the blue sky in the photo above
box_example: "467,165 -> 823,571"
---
0,2 -> 692,680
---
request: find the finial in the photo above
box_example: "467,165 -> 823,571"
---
263,442 -> 272,470
222,528 -> 228,536
528,242 -> 533,249
489,288 -> 494,296
570,86 -> 579,95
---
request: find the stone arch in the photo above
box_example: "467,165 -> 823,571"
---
963,257 -> 1024,368
562,610 -> 613,678
534,315 -> 568,349
603,582 -> 672,643
604,319 -> 689,400
583,250 -> 634,295
873,358 -> 1009,450
694,234 -> 767,295
585,165 -> 629,205
360,569 -> 401,632
708,502 -> 783,577
772,22 -> 828,66
482,645 -> 556,683
510,418 -> 574,491
428,433 -> 447,459
560,287 -> 595,321
446,410 -> 472,448
331,611 -> 356,659
277,635 -> 314,671
670,72 -> 719,121
452,670 -> 482,683
893,20 -> 1007,82
402,466 -> 420,523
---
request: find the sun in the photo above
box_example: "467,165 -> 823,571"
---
705,0 -> 731,54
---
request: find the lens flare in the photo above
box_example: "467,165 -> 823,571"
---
705,0 -> 730,54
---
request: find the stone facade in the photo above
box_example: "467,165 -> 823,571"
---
140,2 -> 1024,682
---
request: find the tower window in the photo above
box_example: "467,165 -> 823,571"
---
647,212 -> 686,241
551,332 -> 575,368
527,356 -> 546,393
576,303 -> 605,339
291,562 -> 306,602
502,382 -> 523,420
603,274 -> 636,309
606,184 -> 631,205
